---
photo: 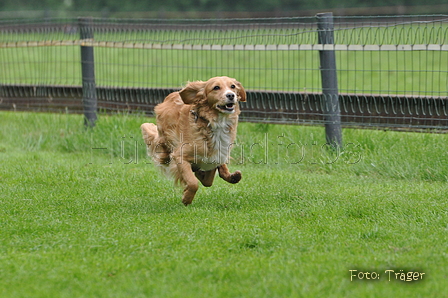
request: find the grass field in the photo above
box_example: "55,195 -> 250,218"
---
0,111 -> 447,297
1,46 -> 446,97
1,23 -> 447,96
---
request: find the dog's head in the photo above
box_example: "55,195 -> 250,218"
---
179,76 -> 246,114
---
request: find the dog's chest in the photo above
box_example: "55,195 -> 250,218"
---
196,116 -> 235,170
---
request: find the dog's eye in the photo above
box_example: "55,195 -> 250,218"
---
230,85 -> 236,89
213,86 -> 220,90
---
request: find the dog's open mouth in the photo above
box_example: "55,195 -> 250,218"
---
217,103 -> 235,113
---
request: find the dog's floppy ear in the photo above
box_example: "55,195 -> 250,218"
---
236,81 -> 246,102
179,81 -> 206,104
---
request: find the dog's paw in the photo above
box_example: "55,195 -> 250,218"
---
182,196 -> 194,206
229,171 -> 242,184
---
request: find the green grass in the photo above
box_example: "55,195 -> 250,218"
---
0,111 -> 447,297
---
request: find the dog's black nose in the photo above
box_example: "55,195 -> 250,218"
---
226,93 -> 235,101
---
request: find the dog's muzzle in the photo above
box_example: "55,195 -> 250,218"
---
217,92 -> 237,113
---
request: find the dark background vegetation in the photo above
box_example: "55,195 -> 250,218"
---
1,0 -> 448,17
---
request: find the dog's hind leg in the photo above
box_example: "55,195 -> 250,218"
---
174,158 -> 199,206
218,164 -> 242,184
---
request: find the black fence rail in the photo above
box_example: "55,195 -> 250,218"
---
1,84 -> 446,130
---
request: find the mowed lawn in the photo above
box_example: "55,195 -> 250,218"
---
0,112 -> 447,297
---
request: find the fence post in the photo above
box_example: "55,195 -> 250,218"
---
79,17 -> 97,127
316,12 -> 342,148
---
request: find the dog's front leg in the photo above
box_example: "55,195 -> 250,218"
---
218,164 -> 242,184
175,160 -> 199,206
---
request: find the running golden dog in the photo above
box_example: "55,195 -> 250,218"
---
141,76 -> 246,205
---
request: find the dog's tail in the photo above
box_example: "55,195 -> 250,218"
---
141,123 -> 158,147
140,123 -> 189,186
141,123 -> 172,167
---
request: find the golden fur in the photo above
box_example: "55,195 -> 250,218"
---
141,76 -> 246,205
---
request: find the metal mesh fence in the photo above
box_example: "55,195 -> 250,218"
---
0,15 -> 447,130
